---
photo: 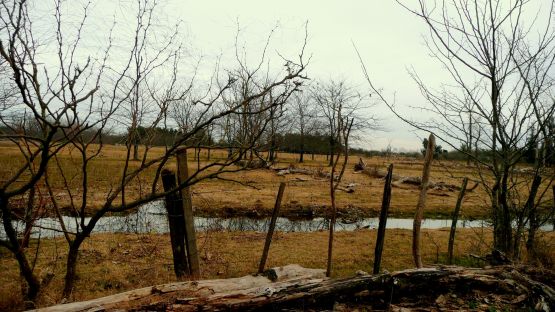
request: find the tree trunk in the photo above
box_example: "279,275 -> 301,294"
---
133,143 -> 139,161
20,186 -> 37,248
328,138 -> 334,167
0,195 -> 40,301
327,150 -> 338,277
497,169 -> 513,254
413,134 -> 435,268
62,212 -> 105,297
326,179 -> 337,277
63,240 -> 83,298
269,137 -> 276,162
467,111 -> 472,166
526,175 -> 542,260
299,133 -> 305,163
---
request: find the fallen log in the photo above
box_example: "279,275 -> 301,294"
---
276,166 -> 340,181
355,158 -> 479,192
34,264 -> 554,311
237,159 -> 271,169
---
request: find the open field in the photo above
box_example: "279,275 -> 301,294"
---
3,142 -> 554,310
0,142 -> 492,219
2,228 -> 553,310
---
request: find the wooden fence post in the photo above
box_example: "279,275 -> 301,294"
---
176,148 -> 200,277
373,164 -> 393,274
447,177 -> 468,265
161,169 -> 189,278
413,133 -> 435,268
258,182 -> 286,273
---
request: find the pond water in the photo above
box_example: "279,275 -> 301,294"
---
1,201 -> 552,239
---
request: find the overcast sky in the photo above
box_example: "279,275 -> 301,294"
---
161,0 -> 440,151
31,0 -> 549,151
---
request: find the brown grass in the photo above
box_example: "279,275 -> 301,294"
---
4,227 -> 553,310
0,141 -> 490,219
3,142 -> 553,309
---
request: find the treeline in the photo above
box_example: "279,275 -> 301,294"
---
522,119 -> 555,166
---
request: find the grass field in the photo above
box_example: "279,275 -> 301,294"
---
1,142 -> 555,310
4,228 -> 554,310
0,141 -> 490,219
1,228 -> 553,310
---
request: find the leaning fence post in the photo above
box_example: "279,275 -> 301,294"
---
176,147 -> 200,277
373,164 -> 393,274
161,169 -> 189,278
447,177 -> 468,265
258,182 -> 286,273
413,133 -> 435,268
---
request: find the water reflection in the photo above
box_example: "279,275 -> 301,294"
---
1,201 -> 551,239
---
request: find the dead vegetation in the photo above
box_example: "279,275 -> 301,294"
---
355,157 -> 480,193
1,228 -> 554,310
0,142 -> 490,219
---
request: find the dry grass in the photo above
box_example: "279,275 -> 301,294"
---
4,227 -> 553,310
3,142 -> 553,309
0,141 -> 490,219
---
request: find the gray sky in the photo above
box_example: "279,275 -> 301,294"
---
32,0 -> 550,152
162,0 -> 440,151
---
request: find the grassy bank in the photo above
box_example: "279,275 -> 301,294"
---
1,228 -> 554,310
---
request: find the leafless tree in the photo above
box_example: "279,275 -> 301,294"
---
312,79 -> 378,166
0,0 -> 113,300
0,0 -> 309,302
326,107 -> 354,277
359,0 -> 555,256
290,90 -> 319,162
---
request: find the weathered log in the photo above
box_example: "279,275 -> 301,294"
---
276,166 -> 340,181
263,264 -> 326,282
31,265 -> 325,312
355,158 -> 479,192
34,265 -> 555,311
238,159 -> 271,169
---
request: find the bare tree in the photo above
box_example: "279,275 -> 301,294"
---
0,0 -> 309,302
290,90 -> 318,162
0,0 -> 113,300
312,79 -> 377,166
326,111 -> 354,277
359,0 -> 555,256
